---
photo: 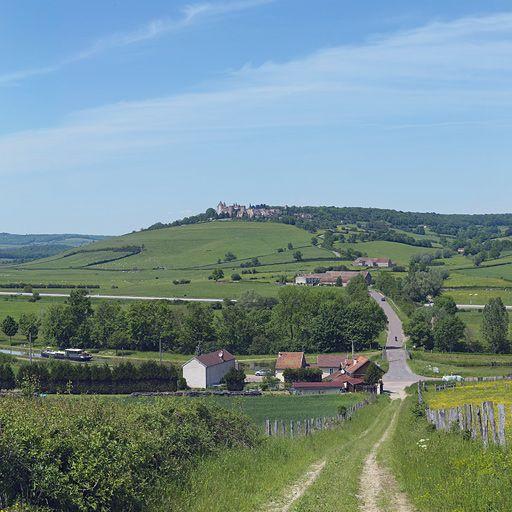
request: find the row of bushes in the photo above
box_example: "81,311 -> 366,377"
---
0,396 -> 260,511
0,360 -> 181,394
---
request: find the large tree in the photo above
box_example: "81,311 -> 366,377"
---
433,316 -> 465,352
19,313 -> 41,343
2,315 -> 18,342
178,303 -> 215,354
482,298 -> 510,353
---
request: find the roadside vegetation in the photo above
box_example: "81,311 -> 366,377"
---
0,396 -> 259,511
151,397 -> 390,512
388,393 -> 512,512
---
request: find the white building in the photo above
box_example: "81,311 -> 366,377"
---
182,349 -> 236,389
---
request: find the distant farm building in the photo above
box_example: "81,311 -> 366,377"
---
354,257 -> 392,268
315,354 -> 347,378
294,270 -> 372,287
275,351 -> 307,382
182,349 -> 236,389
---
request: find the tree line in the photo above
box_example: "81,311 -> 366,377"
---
0,359 -> 180,394
1,282 -> 387,356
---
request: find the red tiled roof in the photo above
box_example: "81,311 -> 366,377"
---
195,349 -> 235,367
346,355 -> 370,374
316,354 -> 345,368
324,372 -> 365,386
276,351 -> 306,370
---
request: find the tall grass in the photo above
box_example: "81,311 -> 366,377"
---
388,395 -> 512,512
150,398 -> 390,512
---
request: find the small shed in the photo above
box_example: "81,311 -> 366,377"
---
182,349 -> 236,389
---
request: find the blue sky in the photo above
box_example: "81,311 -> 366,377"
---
1,0 -> 512,234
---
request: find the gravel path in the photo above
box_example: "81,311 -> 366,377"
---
358,404 -> 415,512
265,460 -> 326,512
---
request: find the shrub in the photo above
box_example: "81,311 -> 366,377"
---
282,368 -> 322,383
231,273 -> 242,281
0,397 -> 260,510
14,360 -> 178,394
221,367 -> 246,391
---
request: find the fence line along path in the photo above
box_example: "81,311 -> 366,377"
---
263,396 -> 377,437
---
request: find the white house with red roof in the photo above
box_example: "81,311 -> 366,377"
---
182,349 -> 236,389
354,257 -> 393,268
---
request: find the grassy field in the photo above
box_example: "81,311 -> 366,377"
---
426,380 -> 512,411
409,350 -> 512,378
333,240 -> 438,266
151,397 -> 392,512
0,222 -> 348,298
388,395 -> 512,512
208,393 -> 365,424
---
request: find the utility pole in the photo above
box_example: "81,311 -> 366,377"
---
351,339 -> 355,361
29,331 -> 33,364
159,337 -> 162,366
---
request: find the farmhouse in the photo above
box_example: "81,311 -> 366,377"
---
289,379 -> 364,395
354,257 -> 393,268
275,351 -> 307,382
324,355 -> 372,381
294,270 -> 372,287
182,349 -> 236,389
315,354 -> 346,378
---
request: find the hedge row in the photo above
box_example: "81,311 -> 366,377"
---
0,360 -> 180,394
0,396 -> 260,510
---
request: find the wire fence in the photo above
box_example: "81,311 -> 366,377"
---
263,395 -> 377,437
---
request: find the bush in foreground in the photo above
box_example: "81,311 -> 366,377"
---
0,396 -> 260,511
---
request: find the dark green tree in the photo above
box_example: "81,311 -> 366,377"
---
210,268 -> 224,281
482,298 -> 510,353
433,316 -> 465,352
221,367 -> 246,391
2,315 -> 18,342
364,362 -> 384,384
293,250 -> 303,261
179,303 -> 216,354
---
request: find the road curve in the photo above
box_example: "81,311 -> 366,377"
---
370,290 -> 423,398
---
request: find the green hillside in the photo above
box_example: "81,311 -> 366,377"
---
3,219 -> 512,303
1,222 -> 342,298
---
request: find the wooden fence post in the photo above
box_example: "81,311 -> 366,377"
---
265,419 -> 271,436
497,404 -> 506,447
484,402 -> 497,446
290,419 -> 294,438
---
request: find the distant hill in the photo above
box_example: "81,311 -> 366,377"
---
0,233 -> 107,263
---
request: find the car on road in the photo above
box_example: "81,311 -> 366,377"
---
254,369 -> 270,376
442,374 -> 464,382
381,297 -> 386,301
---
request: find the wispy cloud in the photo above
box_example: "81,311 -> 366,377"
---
1,11 -> 512,174
0,0 -> 275,85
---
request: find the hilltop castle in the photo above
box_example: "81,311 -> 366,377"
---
216,201 -> 281,219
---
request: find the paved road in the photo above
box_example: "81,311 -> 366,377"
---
370,290 -> 424,398
0,291 -> 225,303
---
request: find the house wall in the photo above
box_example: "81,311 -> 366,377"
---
206,359 -> 236,386
276,370 -> 285,382
295,276 -> 307,285
183,359 -> 207,389
320,366 -> 338,379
